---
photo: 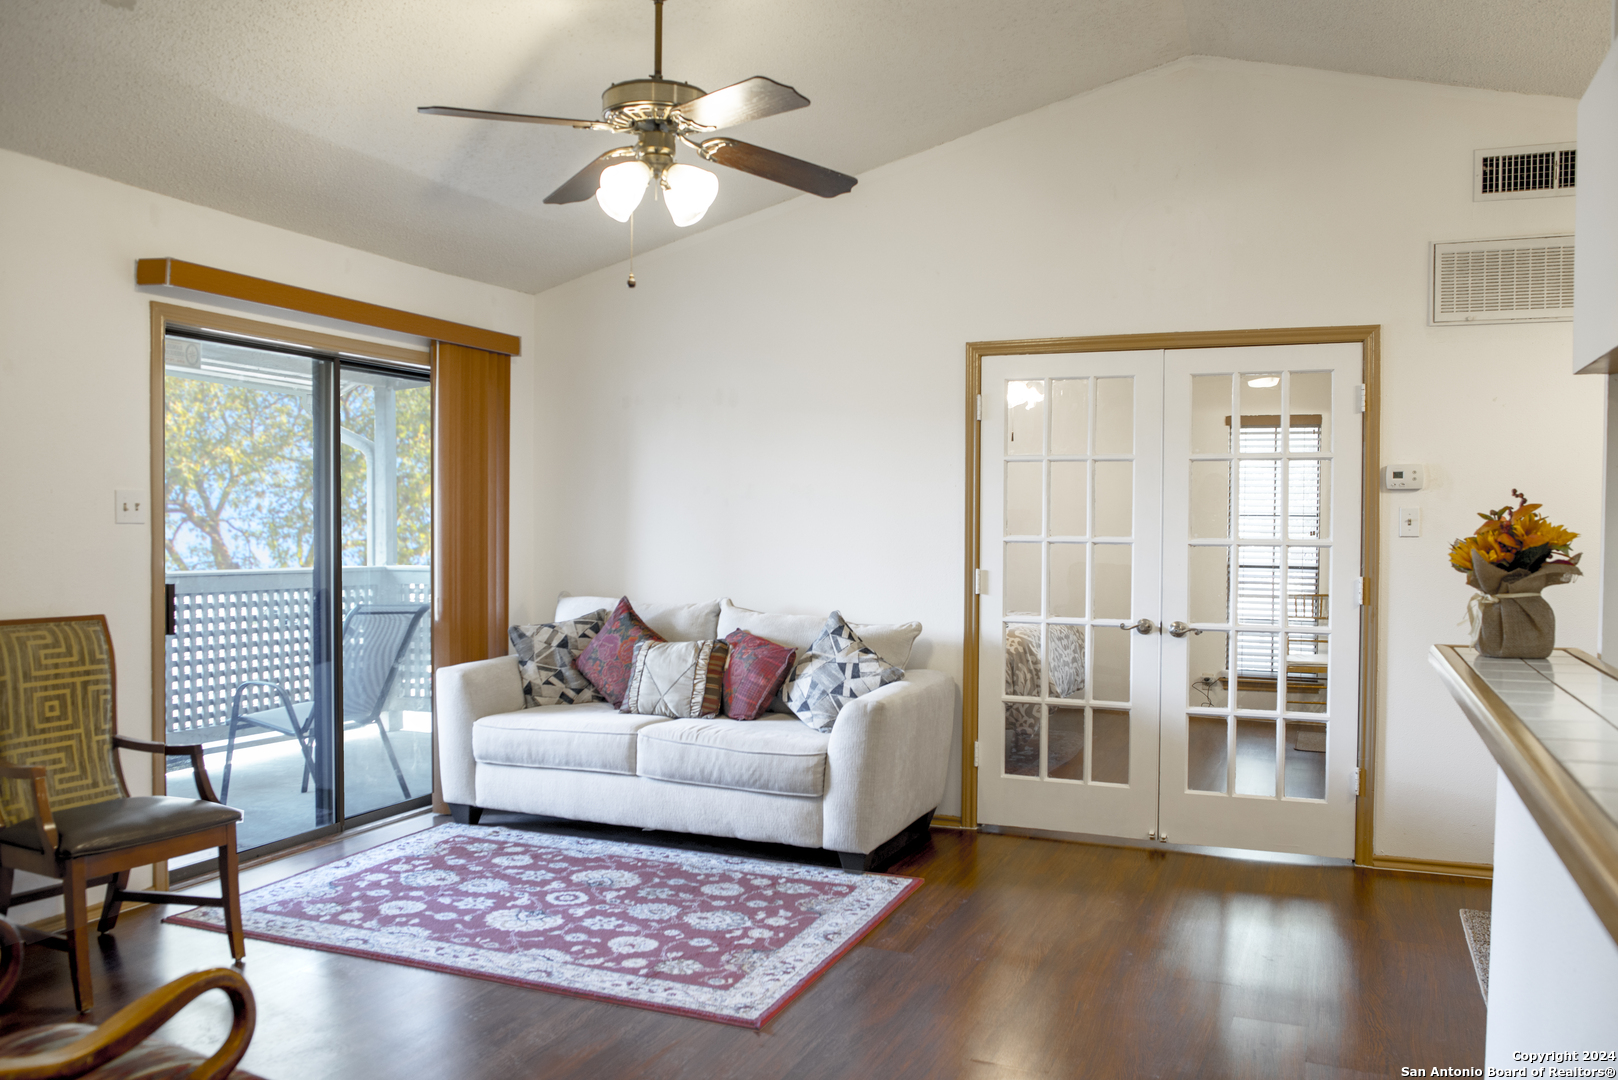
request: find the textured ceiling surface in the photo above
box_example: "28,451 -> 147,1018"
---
0,1 -> 1608,294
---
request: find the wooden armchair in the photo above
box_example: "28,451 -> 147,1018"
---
0,616 -> 245,1012
0,917 -> 261,1079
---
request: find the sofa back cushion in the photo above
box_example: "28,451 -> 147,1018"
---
716,600 -> 921,668
574,598 -> 665,708
556,595 -> 721,641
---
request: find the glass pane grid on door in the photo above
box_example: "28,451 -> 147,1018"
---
1184,370 -> 1334,802
1001,375 -> 1133,786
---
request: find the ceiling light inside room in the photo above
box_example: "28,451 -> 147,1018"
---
595,161 -> 651,222
1246,375 -> 1280,388
661,164 -> 719,226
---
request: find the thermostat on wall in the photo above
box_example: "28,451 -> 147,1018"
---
1382,464 -> 1425,490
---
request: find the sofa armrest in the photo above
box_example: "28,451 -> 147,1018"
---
822,669 -> 958,854
435,656 -> 523,806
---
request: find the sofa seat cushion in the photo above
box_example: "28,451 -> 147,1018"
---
635,717 -> 829,797
473,703 -> 671,776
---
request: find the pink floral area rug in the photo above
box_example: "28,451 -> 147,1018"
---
165,824 -> 921,1028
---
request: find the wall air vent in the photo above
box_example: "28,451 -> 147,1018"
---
1431,236 -> 1574,325
1474,143 -> 1575,200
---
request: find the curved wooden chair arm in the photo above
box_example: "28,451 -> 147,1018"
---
0,968 -> 255,1080
110,737 -> 221,804
0,758 -> 57,853
0,918 -> 23,1005
109,735 -> 167,756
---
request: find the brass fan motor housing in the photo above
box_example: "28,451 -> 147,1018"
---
635,129 -> 678,172
601,79 -> 705,128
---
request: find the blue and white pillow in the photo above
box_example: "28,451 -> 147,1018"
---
783,611 -> 905,732
509,609 -> 609,708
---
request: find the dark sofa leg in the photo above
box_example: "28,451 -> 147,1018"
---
448,803 -> 483,826
836,851 -> 870,874
831,809 -> 938,876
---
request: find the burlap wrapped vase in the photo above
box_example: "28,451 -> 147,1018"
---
1467,550 -> 1582,658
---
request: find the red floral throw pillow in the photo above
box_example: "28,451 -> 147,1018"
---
721,630 -> 797,721
574,598 -> 665,708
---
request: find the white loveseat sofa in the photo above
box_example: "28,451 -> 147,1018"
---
436,597 -> 957,872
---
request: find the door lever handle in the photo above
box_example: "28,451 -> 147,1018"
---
1119,618 -> 1155,635
1167,621 -> 1203,638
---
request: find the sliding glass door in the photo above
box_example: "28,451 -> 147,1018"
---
162,329 -> 431,868
338,365 -> 433,818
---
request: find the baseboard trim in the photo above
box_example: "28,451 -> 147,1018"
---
980,823 -> 1353,867
930,815 -> 968,829
1364,854 -> 1493,880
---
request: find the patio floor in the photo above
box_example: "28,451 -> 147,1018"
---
167,714 -> 433,855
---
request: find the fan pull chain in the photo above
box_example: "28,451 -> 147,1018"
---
627,211 -> 637,288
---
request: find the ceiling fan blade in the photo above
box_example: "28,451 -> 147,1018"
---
673,76 -> 809,131
544,147 -> 640,205
418,106 -> 609,131
698,138 -> 856,198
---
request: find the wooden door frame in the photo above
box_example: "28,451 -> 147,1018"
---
961,326 -> 1382,866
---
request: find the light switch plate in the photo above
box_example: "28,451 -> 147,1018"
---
1383,464 -> 1425,490
1398,507 -> 1421,537
114,489 -> 147,525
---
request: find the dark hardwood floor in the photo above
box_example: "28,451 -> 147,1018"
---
0,815 -> 1489,1079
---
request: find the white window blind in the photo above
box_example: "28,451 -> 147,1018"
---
1234,422 -> 1322,679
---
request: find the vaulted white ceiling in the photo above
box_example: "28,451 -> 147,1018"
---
0,1 -> 1608,294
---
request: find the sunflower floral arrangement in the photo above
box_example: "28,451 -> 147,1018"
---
1449,490 -> 1581,658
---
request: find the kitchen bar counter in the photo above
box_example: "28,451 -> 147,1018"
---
1431,644 -> 1618,1066
1430,645 -> 1618,945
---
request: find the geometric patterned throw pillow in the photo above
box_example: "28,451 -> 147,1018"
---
782,611 -> 905,733
509,610 -> 610,708
721,629 -> 796,721
573,597 -> 666,709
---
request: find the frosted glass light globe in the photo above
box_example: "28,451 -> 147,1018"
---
662,164 -> 719,227
596,161 -> 651,222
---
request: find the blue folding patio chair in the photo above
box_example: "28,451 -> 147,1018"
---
221,603 -> 428,803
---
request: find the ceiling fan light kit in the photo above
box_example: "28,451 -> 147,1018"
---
596,161 -> 652,222
662,163 -> 719,227
420,0 -> 855,238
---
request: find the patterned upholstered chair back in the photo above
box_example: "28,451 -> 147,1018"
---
0,617 -> 125,826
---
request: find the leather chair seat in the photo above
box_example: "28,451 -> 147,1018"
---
0,797 -> 243,858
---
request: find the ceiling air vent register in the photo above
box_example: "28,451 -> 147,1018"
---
1431,236 -> 1574,325
1474,143 -> 1575,201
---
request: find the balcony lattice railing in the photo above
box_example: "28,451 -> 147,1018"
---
164,565 -> 430,746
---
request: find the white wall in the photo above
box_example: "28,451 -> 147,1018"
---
0,148 -> 534,922
528,57 -> 1601,861
1485,770 -> 1618,1065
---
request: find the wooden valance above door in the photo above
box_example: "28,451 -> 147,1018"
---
135,258 -> 521,355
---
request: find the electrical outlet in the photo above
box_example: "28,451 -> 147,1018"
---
1398,507 -> 1421,537
114,489 -> 147,525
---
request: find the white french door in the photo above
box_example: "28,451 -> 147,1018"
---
977,342 -> 1363,858
979,353 -> 1164,841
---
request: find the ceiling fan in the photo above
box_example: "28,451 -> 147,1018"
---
419,0 -> 856,230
